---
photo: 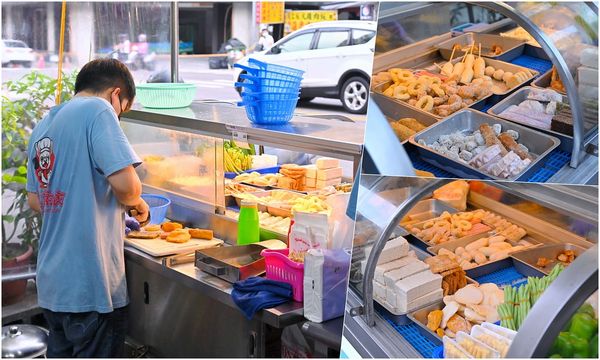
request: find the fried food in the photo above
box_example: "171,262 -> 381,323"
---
166,231 -> 192,243
162,222 -> 183,232
397,117 -> 427,132
498,133 -> 531,160
127,231 -> 160,239
427,310 -> 443,331
189,228 -> 214,240
416,95 -> 434,112
390,122 -> 416,141
479,124 -> 507,153
144,224 -> 161,232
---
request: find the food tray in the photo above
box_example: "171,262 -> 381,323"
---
510,243 -> 587,275
407,300 -> 445,344
466,256 -> 544,281
405,216 -> 490,251
371,92 -> 439,144
194,243 -> 266,283
437,33 -> 526,62
231,191 -> 270,212
224,165 -> 280,179
409,109 -> 561,181
487,87 -> 574,152
483,58 -> 539,97
399,199 -> 458,229
531,69 -> 566,95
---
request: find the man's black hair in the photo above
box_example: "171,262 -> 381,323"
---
75,58 -> 136,102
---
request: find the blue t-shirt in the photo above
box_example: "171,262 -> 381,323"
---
26,96 -> 141,313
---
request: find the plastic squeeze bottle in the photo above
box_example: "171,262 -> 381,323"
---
238,200 -> 260,245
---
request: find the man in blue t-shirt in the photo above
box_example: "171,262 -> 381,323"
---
26,58 -> 149,357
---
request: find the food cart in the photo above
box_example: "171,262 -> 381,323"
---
342,176 -> 598,358
367,2 -> 598,184
119,102 -> 363,357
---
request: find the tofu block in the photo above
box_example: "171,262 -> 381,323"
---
395,271 -> 442,303
397,288 -> 444,313
578,67 -> 598,87
316,157 -> 340,170
374,251 -> 416,284
378,236 -> 409,264
303,186 -> 317,192
317,167 -> 343,181
581,47 -> 598,69
374,281 -> 386,300
305,177 -> 317,188
386,286 -> 398,308
384,260 -> 430,288
316,178 -> 341,189
302,164 -> 317,179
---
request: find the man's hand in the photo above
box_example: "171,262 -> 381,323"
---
128,198 -> 149,224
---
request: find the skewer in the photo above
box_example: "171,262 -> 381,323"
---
479,43 -> 482,59
449,46 -> 457,63
434,62 -> 444,70
462,49 -> 469,62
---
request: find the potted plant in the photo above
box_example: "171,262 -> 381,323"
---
2,71 -> 76,304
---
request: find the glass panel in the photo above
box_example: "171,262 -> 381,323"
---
317,30 -> 350,49
278,32 -> 314,53
121,121 -> 217,205
352,29 -> 376,45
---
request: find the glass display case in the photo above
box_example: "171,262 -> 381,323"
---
343,176 -> 598,358
369,1 -> 598,184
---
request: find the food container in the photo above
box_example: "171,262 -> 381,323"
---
194,244 -> 266,283
437,33 -> 526,62
261,248 -> 304,302
231,191 -> 269,212
406,218 -> 491,251
488,86 -> 574,151
455,331 -> 500,358
443,336 -> 472,358
466,255 -> 545,281
409,109 -> 561,181
481,322 -> 517,341
470,325 -> 512,357
267,205 -> 293,218
483,58 -> 539,97
407,300 -> 445,344
531,69 -> 566,95
399,199 -> 458,229
371,92 -> 439,144
510,243 -> 587,275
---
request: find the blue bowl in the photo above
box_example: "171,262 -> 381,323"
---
141,194 -> 170,224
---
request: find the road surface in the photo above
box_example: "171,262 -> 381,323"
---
2,58 -> 366,122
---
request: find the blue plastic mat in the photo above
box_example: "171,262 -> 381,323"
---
385,319 -> 439,358
473,266 -> 529,287
432,346 -> 444,359
509,55 -> 553,75
525,149 -> 571,183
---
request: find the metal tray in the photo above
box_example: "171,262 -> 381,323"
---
231,191 -> 270,212
399,199 -> 458,229
531,69 -> 566,95
409,109 -> 561,181
371,92 -> 439,144
510,243 -> 588,275
407,300 -> 445,345
195,244 -> 266,283
462,255 -> 545,280
487,86 -> 573,152
437,33 -> 526,62
483,58 -> 539,97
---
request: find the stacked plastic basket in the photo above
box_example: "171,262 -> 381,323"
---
235,58 -> 304,125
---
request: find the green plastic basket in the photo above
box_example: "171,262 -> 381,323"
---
136,83 -> 197,108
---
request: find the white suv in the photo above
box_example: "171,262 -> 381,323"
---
1,40 -> 35,68
234,21 -> 376,114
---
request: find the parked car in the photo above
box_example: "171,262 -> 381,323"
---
234,21 -> 376,114
1,39 -> 35,68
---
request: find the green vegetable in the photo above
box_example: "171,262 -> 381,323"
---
590,334 -> 598,358
568,333 -> 590,358
550,354 -> 562,358
552,332 -> 574,358
569,312 -> 598,341
578,304 -> 596,318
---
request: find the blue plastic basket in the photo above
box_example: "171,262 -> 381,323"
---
234,59 -> 304,82
240,97 -> 299,125
141,194 -> 170,225
240,73 -> 302,89
241,91 -> 301,101
237,82 -> 301,95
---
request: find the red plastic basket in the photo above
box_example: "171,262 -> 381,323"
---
261,248 -> 304,302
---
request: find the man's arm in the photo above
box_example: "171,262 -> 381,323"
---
28,192 -> 41,213
107,165 -> 142,206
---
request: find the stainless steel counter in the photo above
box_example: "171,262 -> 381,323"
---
124,245 -> 303,329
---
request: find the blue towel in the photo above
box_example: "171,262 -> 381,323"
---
231,277 -> 293,319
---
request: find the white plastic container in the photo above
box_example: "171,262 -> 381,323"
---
482,322 -> 518,341
455,331 -> 500,358
443,336 -> 472,358
471,325 -> 512,357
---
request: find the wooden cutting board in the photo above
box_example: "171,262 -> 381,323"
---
125,237 -> 224,257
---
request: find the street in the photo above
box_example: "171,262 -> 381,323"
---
2,57 -> 366,122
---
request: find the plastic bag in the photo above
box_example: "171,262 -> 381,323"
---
281,324 -> 312,358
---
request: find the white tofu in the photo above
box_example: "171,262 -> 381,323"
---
384,260 -> 430,288
305,177 -> 317,188
386,287 -> 398,308
581,47 -> 598,69
373,281 -> 386,300
316,167 -> 343,181
374,251 -> 416,284
316,157 -> 340,170
302,164 -> 317,179
578,67 -> 598,87
397,288 -> 444,313
395,271 -> 443,303
378,236 -> 409,264
316,178 -> 341,189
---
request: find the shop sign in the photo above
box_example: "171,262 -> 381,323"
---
284,10 -> 338,33
256,2 -> 285,24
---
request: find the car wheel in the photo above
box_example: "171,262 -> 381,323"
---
340,76 -> 369,114
299,97 -> 315,103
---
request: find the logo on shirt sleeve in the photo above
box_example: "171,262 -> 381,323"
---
34,137 -> 55,188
